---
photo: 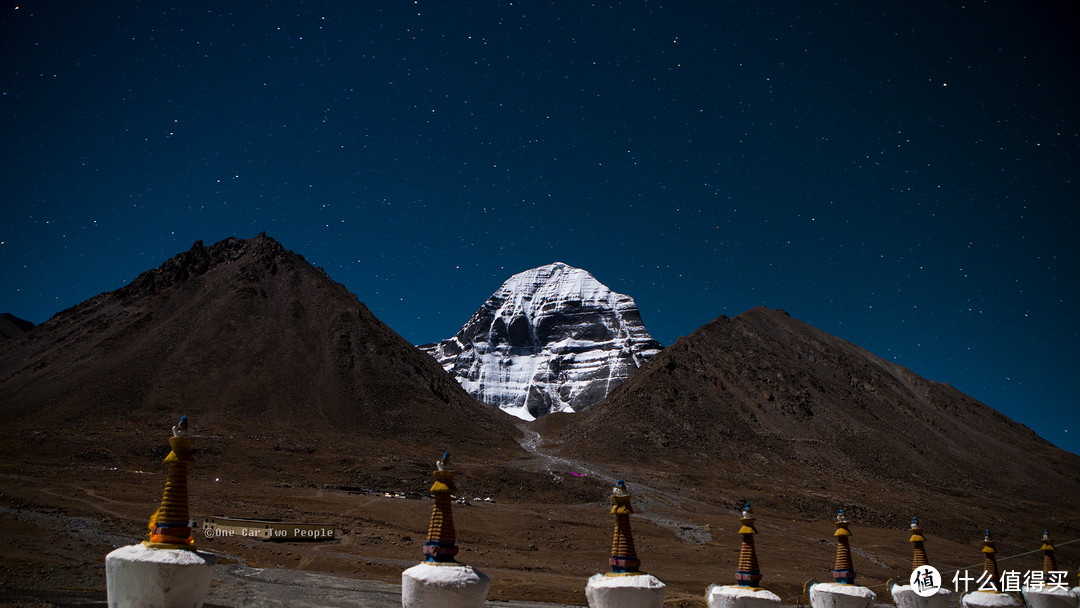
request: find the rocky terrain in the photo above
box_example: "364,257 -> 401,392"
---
420,262 -> 662,420
0,312 -> 33,342
0,234 -> 520,458
1,235 -> 1077,606
548,307 -> 1080,543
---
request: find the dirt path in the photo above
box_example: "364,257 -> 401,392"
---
516,426 -> 713,544
38,486 -> 139,521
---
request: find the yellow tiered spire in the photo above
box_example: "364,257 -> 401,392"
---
1040,530 -> 1056,574
735,502 -> 763,588
608,480 -> 641,574
980,530 -> 999,590
144,416 -> 196,549
422,452 -> 459,563
909,516 -> 929,571
832,509 -> 856,584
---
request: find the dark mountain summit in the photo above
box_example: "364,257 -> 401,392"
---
0,313 -> 34,342
548,307 -> 1080,540
0,234 -> 520,456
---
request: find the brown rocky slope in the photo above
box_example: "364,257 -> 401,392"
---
546,307 -> 1080,544
0,234 -> 523,461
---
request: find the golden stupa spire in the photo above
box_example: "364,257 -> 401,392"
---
735,502 -> 763,588
909,516 -> 929,571
144,416 -> 196,549
608,480 -> 641,574
980,530 -> 999,590
1040,530 -> 1056,574
832,509 -> 856,584
422,452 -> 459,563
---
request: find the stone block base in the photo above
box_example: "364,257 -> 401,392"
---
401,562 -> 490,608
808,582 -> 876,608
891,583 -> 954,608
1021,587 -> 1078,608
961,591 -> 1023,608
105,544 -> 216,608
585,572 -> 665,608
706,583 -> 781,608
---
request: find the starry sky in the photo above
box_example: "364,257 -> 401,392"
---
2,2 -> 1078,454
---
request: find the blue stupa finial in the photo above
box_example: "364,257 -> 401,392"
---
435,451 -> 450,471
172,415 -> 189,437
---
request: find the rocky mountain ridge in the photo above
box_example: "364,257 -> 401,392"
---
0,234 -> 520,457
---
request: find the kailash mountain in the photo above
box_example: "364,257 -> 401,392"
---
419,262 -> 662,420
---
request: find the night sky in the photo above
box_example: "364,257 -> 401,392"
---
3,2 -> 1078,455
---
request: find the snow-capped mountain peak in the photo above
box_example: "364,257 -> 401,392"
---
420,262 -> 662,420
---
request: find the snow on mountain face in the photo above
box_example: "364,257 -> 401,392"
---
420,262 -> 662,421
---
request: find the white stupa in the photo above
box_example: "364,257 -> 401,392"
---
706,503 -> 781,608
1020,531 -> 1079,608
960,531 -> 1021,608
584,480 -> 665,608
401,453 -> 490,608
105,416 -> 216,608
807,509 -> 875,608
890,517 -> 953,608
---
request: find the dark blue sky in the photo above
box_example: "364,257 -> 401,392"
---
3,2 -> 1078,454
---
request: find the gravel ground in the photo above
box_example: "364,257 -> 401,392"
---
0,564 -> 585,608
206,564 -> 584,607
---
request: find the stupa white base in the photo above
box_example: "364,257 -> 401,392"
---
1021,587 -> 1079,608
706,584 -> 781,608
401,562 -> 490,608
808,582 -> 876,608
105,543 -> 216,608
890,584 -> 954,608
960,590 -> 1022,608
585,572 -> 665,608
